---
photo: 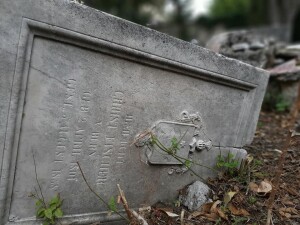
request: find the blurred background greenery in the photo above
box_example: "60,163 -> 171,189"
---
83,0 -> 300,45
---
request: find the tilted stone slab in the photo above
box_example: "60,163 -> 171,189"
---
0,0 -> 269,224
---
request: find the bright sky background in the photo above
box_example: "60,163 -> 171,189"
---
165,0 -> 212,18
189,0 -> 212,17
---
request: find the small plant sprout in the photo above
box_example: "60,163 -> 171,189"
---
29,193 -> 63,225
216,152 -> 239,176
30,152 -> 63,225
108,196 -> 117,213
147,133 -> 211,180
133,130 -> 217,179
248,196 -> 257,205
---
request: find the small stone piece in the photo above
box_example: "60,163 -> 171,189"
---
250,41 -> 265,50
190,39 -> 199,45
232,43 -> 249,52
181,181 -> 211,211
168,168 -> 174,175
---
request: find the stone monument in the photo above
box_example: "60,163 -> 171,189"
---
0,0 -> 269,224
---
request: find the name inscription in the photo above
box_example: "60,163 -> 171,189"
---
50,81 -> 134,191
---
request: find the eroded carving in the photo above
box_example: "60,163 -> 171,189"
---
135,111 -> 212,168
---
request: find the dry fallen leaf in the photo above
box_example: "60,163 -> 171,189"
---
204,212 -> 219,222
257,180 -> 272,194
211,200 -> 222,213
279,207 -> 298,215
216,208 -> 228,220
188,202 -> 214,219
201,202 -> 214,213
249,182 -> 258,192
249,180 -> 272,194
281,197 -> 295,206
189,200 -> 224,222
285,187 -> 299,196
165,211 -> 179,218
246,154 -> 254,164
210,200 -> 228,220
188,211 -> 203,219
223,191 -> 236,206
228,203 -> 250,216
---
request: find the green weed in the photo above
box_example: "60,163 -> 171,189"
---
263,90 -> 291,112
30,152 -> 63,225
232,216 -> 247,225
248,196 -> 257,205
29,193 -> 63,225
216,153 -> 239,176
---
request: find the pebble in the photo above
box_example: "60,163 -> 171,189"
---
250,41 -> 265,50
232,43 -> 249,52
181,181 -> 211,211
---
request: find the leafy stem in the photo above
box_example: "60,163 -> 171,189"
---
32,151 -> 46,207
30,152 -> 63,225
149,133 -> 210,181
76,162 -> 129,222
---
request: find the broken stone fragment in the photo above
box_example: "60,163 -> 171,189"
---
276,44 -> 300,59
250,41 -> 265,50
206,30 -> 275,68
180,181 -> 211,211
196,140 -> 212,151
232,43 -> 249,52
269,59 -> 300,81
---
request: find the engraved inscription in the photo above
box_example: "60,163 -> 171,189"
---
88,131 -> 100,159
117,115 -> 134,165
96,91 -> 124,186
67,91 -> 91,182
50,86 -> 133,190
50,79 -> 76,191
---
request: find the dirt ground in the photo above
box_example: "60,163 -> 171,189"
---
140,111 -> 300,225
244,111 -> 300,225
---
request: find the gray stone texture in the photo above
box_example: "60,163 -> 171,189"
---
0,0 -> 269,224
206,30 -> 274,68
181,181 -> 211,211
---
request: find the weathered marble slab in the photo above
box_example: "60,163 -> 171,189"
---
0,0 -> 269,224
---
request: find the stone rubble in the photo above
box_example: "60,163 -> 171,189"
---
206,30 -> 300,111
180,181 -> 211,212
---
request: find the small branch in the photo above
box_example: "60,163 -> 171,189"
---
117,184 -> 148,225
172,153 -> 217,172
117,184 -> 134,222
32,151 -> 46,207
76,162 -> 129,222
132,210 -> 148,225
180,209 -> 185,225
150,134 -> 206,181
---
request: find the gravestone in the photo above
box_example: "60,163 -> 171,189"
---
0,0 -> 269,224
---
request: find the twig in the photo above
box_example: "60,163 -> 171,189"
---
180,209 -> 185,225
32,151 -> 46,207
132,210 -> 148,225
117,184 -> 134,221
151,134 -> 206,180
117,184 -> 145,225
172,153 -> 217,172
76,162 -> 129,222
